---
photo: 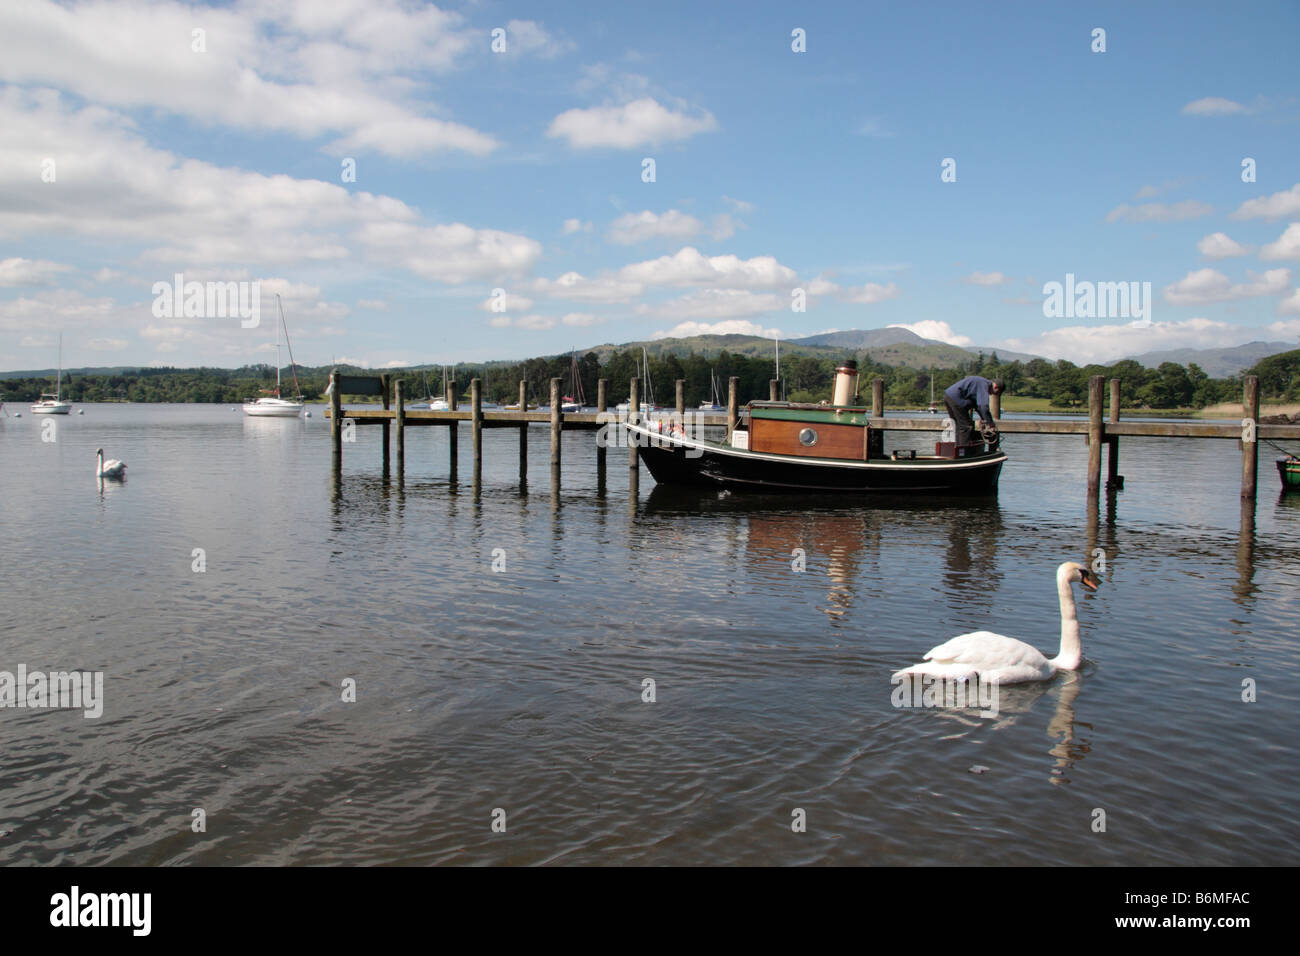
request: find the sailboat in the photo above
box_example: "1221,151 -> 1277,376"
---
242,295 -> 305,417
928,370 -> 939,414
698,367 -> 724,411
31,334 -> 73,414
561,351 -> 586,412
424,365 -> 451,411
616,347 -> 654,416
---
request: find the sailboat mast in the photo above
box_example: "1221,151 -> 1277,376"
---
56,333 -> 62,400
274,303 -> 282,396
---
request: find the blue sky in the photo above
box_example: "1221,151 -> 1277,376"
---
1,0 -> 1298,371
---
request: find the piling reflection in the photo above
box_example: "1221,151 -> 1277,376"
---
1234,497 -> 1258,604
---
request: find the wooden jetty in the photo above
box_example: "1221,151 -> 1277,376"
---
326,372 -> 1300,504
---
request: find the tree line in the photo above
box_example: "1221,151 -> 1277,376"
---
3,349 -> 1297,409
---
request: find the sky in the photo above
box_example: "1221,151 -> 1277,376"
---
1,0 -> 1298,372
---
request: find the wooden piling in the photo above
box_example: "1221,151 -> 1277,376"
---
1107,378 -> 1122,489
727,376 -> 739,439
518,380 -> 528,481
395,378 -> 405,473
769,379 -> 779,402
380,374 -> 391,471
471,377 -> 482,483
629,377 -> 641,473
1242,375 -> 1260,500
596,378 -> 607,491
1087,375 -> 1105,495
872,378 -> 884,418
329,368 -> 341,465
448,379 -> 458,483
676,379 -> 685,418
550,377 -> 562,471
990,388 -> 1001,421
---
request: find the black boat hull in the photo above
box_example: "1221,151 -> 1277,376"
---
627,424 -> 1005,495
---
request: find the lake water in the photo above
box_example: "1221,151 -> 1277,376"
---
1,403 -> 1297,865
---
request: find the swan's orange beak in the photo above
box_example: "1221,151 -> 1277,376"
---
1080,569 -> 1100,591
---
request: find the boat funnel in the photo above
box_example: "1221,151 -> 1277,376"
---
832,359 -> 858,407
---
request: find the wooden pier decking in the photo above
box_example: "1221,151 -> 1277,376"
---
325,372 -> 1300,504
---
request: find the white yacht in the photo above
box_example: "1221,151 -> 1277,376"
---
31,335 -> 72,414
243,296 -> 305,417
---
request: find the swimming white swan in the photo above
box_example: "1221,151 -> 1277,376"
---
96,447 -> 127,478
892,562 -> 1100,685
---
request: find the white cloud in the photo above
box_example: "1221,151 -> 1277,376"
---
530,271 -> 644,302
1231,184 -> 1300,221
1197,232 -> 1250,259
722,196 -> 755,214
92,267 -> 123,282
1105,200 -> 1214,223
355,221 -> 542,283
547,97 -> 717,149
607,209 -> 704,244
561,218 -> 593,234
1182,97 -> 1247,116
478,292 -> 534,312
1000,317 -> 1277,364
1163,268 -> 1290,306
356,299 -> 388,310
0,0 -> 494,160
964,271 -> 1008,286
503,19 -> 574,59
86,337 -> 128,351
888,320 -> 972,347
651,319 -> 783,340
638,289 -> 784,321
617,247 -> 797,289
0,257 -> 72,286
490,314 -> 556,331
1260,223 -> 1300,261
842,282 -> 901,305
0,89 -> 538,283
1278,289 -> 1300,316
560,312 -> 603,326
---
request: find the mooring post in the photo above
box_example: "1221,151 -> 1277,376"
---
550,377 -> 562,472
1242,375 -> 1260,500
1107,378 -> 1122,489
1087,375 -> 1105,495
990,387 -> 1001,421
629,376 -> 641,473
727,376 -> 739,439
597,378 -> 608,491
872,378 -> 884,418
329,368 -> 342,466
448,379 -> 458,483
518,380 -> 528,481
380,374 -> 391,472
676,378 -> 685,419
395,378 -> 405,475
471,377 -> 482,484
769,378 -> 778,402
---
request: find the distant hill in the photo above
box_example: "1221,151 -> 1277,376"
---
1116,341 -> 1297,378
792,328 -> 930,349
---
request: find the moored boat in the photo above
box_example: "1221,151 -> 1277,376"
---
1278,456 -> 1300,492
625,359 -> 1005,496
243,295 -> 304,417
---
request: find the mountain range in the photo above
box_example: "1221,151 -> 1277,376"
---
1,329 -> 1294,380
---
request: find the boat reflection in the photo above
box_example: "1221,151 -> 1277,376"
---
642,486 -> 1005,621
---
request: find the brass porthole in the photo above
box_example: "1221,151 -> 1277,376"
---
799,427 -> 818,446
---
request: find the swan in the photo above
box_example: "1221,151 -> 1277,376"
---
96,447 -> 127,478
892,562 -> 1100,685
